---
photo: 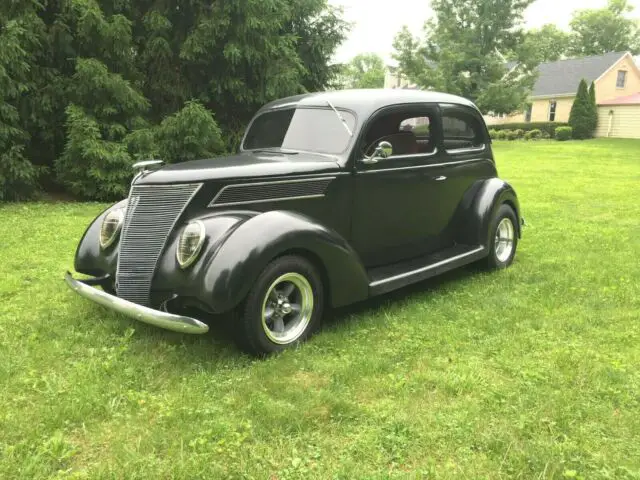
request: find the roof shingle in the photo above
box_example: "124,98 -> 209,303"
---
530,52 -> 628,97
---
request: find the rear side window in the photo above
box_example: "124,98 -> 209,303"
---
441,107 -> 485,152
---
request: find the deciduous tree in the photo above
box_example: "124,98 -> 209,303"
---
392,0 -> 539,115
569,0 -> 640,56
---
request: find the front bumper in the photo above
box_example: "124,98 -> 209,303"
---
64,272 -> 209,334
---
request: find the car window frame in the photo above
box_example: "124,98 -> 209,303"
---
351,102 -> 444,171
439,103 -> 489,156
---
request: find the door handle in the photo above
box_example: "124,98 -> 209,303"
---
434,176 -> 447,181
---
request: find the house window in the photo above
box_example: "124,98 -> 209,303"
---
616,70 -> 627,88
525,104 -> 532,123
549,101 -> 557,122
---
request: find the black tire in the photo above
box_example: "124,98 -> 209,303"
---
234,255 -> 324,356
484,204 -> 518,270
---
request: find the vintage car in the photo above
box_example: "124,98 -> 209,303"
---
66,89 -> 523,355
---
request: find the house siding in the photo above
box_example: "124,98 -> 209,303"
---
594,56 -> 640,103
596,105 -> 640,139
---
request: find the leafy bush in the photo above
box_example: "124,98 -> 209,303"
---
489,129 -> 498,140
494,130 -> 508,140
513,129 -> 525,139
555,126 -> 573,141
504,130 -> 518,141
524,129 -> 543,140
490,122 -> 569,138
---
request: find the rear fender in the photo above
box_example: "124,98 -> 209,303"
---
453,178 -> 521,247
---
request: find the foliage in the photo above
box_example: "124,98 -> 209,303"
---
488,129 -> 498,140
555,126 -> 573,141
504,130 -> 519,141
392,0 -> 539,115
0,2 -> 43,200
3,139 -> 640,477
589,81 -> 599,133
512,129 -> 525,139
524,129 -> 543,140
490,121 -> 570,138
0,0 -> 348,201
337,53 -> 386,89
155,101 -> 225,164
522,24 -> 570,63
569,0 -> 640,56
569,80 -> 596,140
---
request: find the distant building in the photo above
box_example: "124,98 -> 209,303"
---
485,51 -> 640,127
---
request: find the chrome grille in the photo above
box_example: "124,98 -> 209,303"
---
116,183 -> 201,306
209,177 -> 335,207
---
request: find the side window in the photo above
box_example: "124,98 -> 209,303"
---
362,111 -> 436,158
441,108 -> 485,152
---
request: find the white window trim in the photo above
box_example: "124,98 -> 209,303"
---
548,100 -> 557,122
616,70 -> 627,89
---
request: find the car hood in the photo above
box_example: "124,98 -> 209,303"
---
135,152 -> 341,184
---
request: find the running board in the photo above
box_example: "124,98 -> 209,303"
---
368,245 -> 486,296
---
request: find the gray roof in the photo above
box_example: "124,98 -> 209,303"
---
259,89 -> 478,120
530,52 -> 628,97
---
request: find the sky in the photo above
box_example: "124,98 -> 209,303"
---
329,0 -> 640,64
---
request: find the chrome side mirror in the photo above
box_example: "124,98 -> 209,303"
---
362,141 -> 393,165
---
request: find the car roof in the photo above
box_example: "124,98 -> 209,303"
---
258,89 -> 479,118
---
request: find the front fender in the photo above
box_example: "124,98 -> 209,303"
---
160,210 -> 370,314
74,200 -> 128,277
453,178 -> 521,247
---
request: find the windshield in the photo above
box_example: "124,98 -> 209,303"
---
242,107 -> 356,155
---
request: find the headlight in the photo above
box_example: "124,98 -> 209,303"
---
177,221 -> 206,268
100,208 -> 125,249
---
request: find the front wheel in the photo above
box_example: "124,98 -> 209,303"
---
234,255 -> 324,356
484,204 -> 518,269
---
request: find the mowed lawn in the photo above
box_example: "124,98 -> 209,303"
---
1,139 -> 639,479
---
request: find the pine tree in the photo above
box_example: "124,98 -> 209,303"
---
589,81 -> 598,134
569,79 -> 594,140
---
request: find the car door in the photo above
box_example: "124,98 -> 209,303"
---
351,103 -> 453,268
434,103 -> 498,243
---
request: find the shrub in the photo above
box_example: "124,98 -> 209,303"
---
569,79 -> 595,139
495,130 -> 508,140
489,129 -> 498,140
555,126 -> 572,141
490,122 -> 569,138
524,129 -> 543,140
513,129 -> 525,139
503,130 -> 519,141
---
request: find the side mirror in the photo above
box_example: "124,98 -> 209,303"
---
362,141 -> 393,165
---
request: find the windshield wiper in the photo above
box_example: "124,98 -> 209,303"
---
327,101 -> 353,137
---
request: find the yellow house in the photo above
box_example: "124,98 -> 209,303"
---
485,51 -> 640,126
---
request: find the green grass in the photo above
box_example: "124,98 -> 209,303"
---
1,138 -> 639,479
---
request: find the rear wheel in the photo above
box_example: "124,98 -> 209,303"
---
235,255 -> 324,356
485,204 -> 518,269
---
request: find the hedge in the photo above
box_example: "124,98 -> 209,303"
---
489,122 -> 569,138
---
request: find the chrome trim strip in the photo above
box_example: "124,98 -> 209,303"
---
369,246 -> 485,287
446,144 -> 486,155
208,176 -> 336,208
359,157 -> 486,174
65,272 -> 209,334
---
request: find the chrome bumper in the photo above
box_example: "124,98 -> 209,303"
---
64,272 -> 209,334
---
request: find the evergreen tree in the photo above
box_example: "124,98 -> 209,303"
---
589,81 -> 598,134
569,79 -> 594,139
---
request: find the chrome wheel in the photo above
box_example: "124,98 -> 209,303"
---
494,217 -> 515,263
261,272 -> 314,345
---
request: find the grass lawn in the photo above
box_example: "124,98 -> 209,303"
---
1,139 -> 639,479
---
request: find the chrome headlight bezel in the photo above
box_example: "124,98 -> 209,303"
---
176,221 -> 206,269
99,207 -> 125,249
